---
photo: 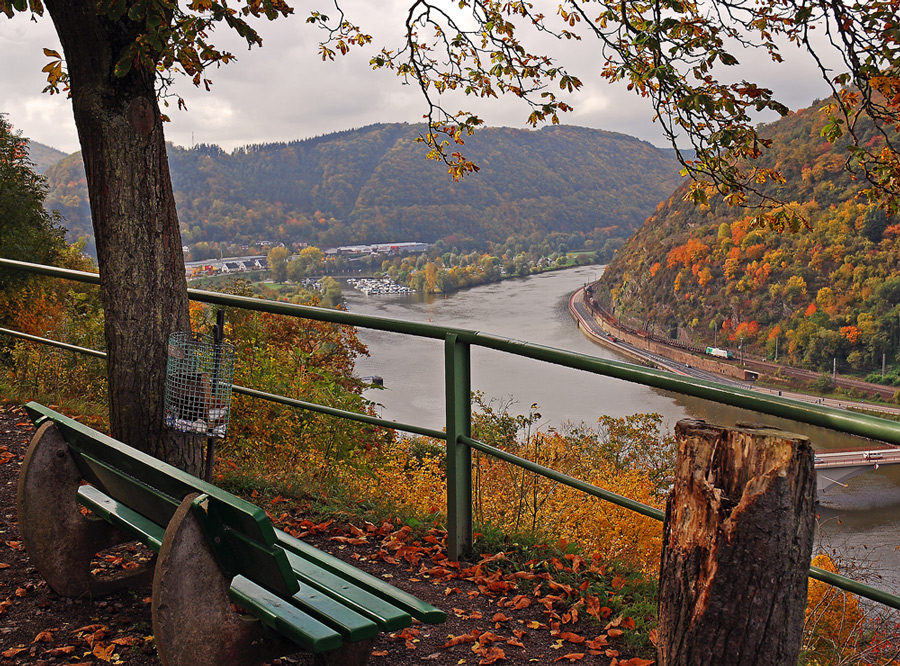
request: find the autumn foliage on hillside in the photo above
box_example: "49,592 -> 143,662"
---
598,101 -> 900,375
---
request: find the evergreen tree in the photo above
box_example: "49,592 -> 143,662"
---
0,114 -> 66,324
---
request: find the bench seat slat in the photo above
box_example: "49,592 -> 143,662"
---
289,586 -> 379,642
276,530 -> 447,624
189,496 -> 299,597
229,576 -> 344,654
77,485 -> 165,552
76,484 -> 375,642
282,550 -> 411,632
73,451 -> 182,530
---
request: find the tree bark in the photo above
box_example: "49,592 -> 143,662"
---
43,1 -> 201,473
658,419 -> 816,666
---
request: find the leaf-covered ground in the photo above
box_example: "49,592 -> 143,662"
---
0,405 -> 656,666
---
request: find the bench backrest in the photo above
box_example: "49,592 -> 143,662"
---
25,402 -> 298,597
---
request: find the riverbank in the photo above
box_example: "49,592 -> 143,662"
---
569,286 -> 900,420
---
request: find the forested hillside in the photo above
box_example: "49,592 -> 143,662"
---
24,141 -> 67,174
42,123 -> 682,256
596,100 -> 900,376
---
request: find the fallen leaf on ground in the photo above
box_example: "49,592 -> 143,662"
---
111,636 -> 137,646
443,630 -> 480,647
473,644 -> 505,664
2,647 -> 28,658
73,624 -> 107,634
92,642 -> 115,661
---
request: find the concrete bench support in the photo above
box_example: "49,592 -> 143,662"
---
153,494 -> 290,666
17,422 -> 153,597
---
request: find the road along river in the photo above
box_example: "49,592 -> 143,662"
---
343,265 -> 900,595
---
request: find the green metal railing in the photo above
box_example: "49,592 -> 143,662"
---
2,257 -> 900,610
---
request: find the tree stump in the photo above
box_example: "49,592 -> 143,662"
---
658,419 -> 816,666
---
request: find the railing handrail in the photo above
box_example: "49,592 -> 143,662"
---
8,257 -> 900,446
4,257 -> 900,611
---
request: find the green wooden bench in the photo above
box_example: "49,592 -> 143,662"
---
18,402 -> 445,666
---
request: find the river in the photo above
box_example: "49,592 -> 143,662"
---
343,265 -> 900,596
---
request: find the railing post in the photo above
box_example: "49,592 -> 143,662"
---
445,333 -> 472,560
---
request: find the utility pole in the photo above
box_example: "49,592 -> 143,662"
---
774,336 -> 778,363
833,357 -> 837,386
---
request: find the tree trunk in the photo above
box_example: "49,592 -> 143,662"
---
44,1 -> 201,474
658,419 -> 816,666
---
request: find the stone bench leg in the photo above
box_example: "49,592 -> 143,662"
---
152,493 -> 293,666
17,422 -> 153,597
153,494 -> 376,666
314,638 -> 375,666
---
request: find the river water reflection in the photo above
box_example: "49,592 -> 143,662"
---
344,265 -> 900,593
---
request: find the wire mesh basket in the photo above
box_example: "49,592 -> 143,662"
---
164,331 -> 235,438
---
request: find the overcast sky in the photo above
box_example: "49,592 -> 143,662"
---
1,2 -> 842,155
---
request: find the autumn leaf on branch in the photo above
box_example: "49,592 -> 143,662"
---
307,0 -> 900,225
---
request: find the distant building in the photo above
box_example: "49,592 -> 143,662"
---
326,242 -> 431,257
183,255 -> 270,280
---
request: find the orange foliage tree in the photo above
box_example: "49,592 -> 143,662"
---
191,280 -> 389,476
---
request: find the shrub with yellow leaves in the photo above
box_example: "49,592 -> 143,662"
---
323,395 -> 670,574
1,249 -> 107,412
195,280 -> 391,476
466,403 -> 669,573
801,553 -> 900,666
